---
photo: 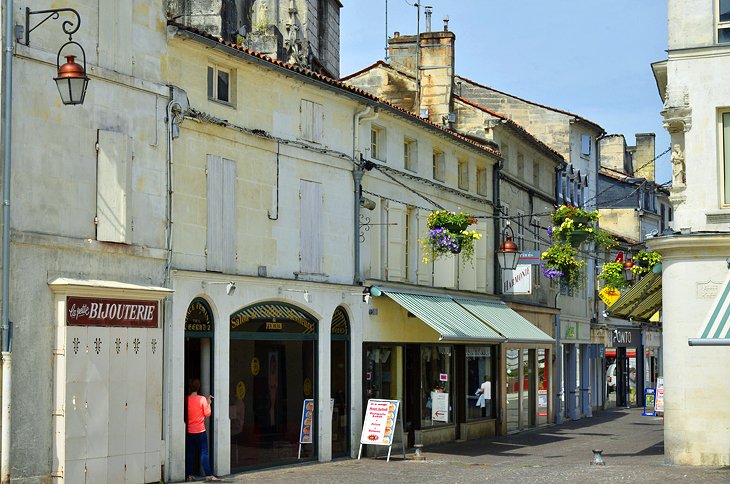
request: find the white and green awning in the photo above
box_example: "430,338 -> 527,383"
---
689,275 -> 730,346
381,290 -> 505,342
454,298 -> 554,344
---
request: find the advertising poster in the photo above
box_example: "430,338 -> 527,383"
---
642,388 -> 656,416
359,399 -> 399,446
655,377 -> 665,413
431,392 -> 449,422
299,399 -> 314,444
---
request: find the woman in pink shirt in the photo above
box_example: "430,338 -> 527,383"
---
186,379 -> 220,481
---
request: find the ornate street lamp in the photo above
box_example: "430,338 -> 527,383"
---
25,8 -> 89,105
623,258 -> 635,283
497,225 -> 520,271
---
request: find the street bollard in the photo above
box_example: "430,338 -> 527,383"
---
413,444 -> 426,461
591,449 -> 605,465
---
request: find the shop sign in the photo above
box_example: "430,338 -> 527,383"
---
431,392 -> 449,422
299,399 -> 315,444
439,373 -> 448,382
642,388 -> 656,416
611,328 -> 642,347
359,399 -> 399,446
67,296 -> 158,327
503,265 -> 532,295
518,251 -> 542,265
186,298 -> 212,332
655,377 -> 665,413
598,287 -> 621,307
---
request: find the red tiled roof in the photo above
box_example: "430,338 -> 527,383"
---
168,22 -> 500,159
339,60 -> 389,82
455,75 -> 605,133
454,96 -> 564,162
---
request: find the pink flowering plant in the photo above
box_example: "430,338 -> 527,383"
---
421,210 -> 481,264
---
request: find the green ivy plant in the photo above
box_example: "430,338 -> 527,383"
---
541,243 -> 585,288
598,261 -> 629,290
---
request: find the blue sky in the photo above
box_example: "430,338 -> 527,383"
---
340,0 -> 671,184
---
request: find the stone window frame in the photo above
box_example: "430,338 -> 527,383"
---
207,63 -> 234,106
717,0 -> 730,44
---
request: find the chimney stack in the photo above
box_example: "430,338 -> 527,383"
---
425,6 -> 432,32
633,133 -> 656,181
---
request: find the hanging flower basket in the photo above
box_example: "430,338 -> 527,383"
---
567,229 -> 591,248
597,261 -> 628,291
421,210 -> 481,264
542,205 -> 617,289
631,250 -> 662,278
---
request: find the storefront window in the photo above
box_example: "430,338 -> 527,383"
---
228,303 -> 317,470
466,346 -> 495,419
365,346 -> 401,401
421,345 -> 453,427
521,349 -> 535,427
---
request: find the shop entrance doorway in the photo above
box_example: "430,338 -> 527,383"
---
184,298 -> 216,476
330,307 -> 350,457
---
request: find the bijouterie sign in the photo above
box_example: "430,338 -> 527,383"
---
66,296 -> 158,327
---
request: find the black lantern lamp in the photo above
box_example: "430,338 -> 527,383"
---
497,225 -> 520,271
623,258 -> 635,283
25,8 -> 89,105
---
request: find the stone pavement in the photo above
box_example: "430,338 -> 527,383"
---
213,408 -> 730,483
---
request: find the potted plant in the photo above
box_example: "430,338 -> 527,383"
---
631,250 -> 662,278
597,261 -> 629,290
550,205 -> 600,248
420,210 -> 481,264
541,242 -> 585,288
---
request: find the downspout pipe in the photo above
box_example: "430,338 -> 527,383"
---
352,105 -> 378,284
1,0 -> 14,482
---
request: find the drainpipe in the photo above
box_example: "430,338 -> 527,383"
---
352,105 -> 378,284
1,1 -> 15,482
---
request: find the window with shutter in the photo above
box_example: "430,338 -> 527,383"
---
301,99 -> 324,143
96,130 -> 132,244
386,203 -> 405,280
300,180 -> 323,274
206,155 -> 237,272
98,0 -> 132,74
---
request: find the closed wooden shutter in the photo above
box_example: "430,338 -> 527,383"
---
97,130 -> 132,244
386,203 -> 405,280
98,0 -> 133,74
300,180 -> 323,273
416,209 -> 432,285
207,155 -> 237,272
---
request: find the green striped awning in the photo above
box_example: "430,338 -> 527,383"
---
689,276 -> 730,346
455,298 -> 554,344
606,272 -> 662,323
381,290 -> 505,342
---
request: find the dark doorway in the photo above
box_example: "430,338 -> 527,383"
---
330,307 -> 350,457
184,298 -> 215,476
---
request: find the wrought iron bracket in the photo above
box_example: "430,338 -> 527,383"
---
25,7 -> 81,46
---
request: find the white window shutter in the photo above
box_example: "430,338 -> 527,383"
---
386,203 -> 405,280
313,102 -> 324,143
98,0 -> 133,74
205,156 -> 237,273
301,100 -> 314,141
300,180 -> 323,273
97,130 -> 132,244
475,221 -> 488,292
221,158 -> 237,272
416,210 -> 432,285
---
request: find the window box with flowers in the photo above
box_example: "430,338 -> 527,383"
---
541,205 -> 616,288
420,210 -> 481,264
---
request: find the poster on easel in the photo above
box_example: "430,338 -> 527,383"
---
655,377 -> 665,414
298,398 -> 335,458
357,399 -> 406,462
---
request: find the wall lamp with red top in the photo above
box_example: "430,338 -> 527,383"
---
497,224 -> 520,271
24,7 -> 89,105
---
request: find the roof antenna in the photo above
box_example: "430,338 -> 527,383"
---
384,0 -> 389,61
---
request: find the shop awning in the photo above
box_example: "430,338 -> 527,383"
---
455,298 -> 554,344
606,272 -> 662,323
689,275 -> 730,346
381,290 -> 505,342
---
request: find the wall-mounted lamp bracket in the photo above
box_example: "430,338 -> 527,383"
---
25,7 -> 81,46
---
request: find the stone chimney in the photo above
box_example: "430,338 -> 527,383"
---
417,29 -> 456,125
633,133 -> 656,182
599,135 -> 628,173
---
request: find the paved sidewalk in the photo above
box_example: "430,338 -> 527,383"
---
213,408 -> 730,483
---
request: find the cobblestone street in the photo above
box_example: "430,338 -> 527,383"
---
215,408 -> 730,483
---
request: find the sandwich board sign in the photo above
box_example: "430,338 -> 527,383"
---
298,398 -> 334,459
357,399 -> 406,462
